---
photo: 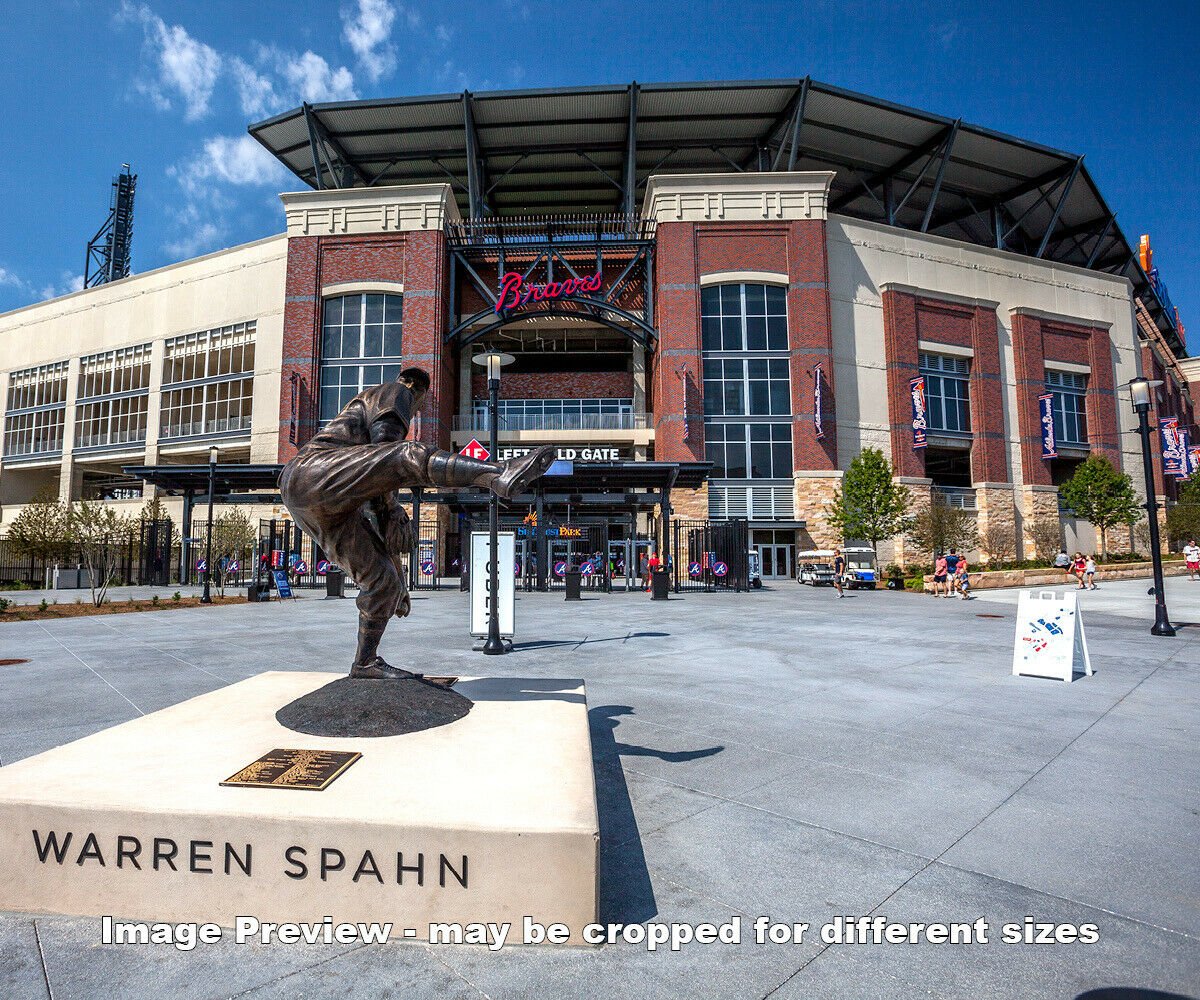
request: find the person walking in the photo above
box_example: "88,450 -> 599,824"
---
646,550 -> 660,593
956,554 -> 972,600
1184,539 -> 1200,581
932,552 -> 949,597
945,548 -> 960,596
639,551 -> 650,591
1084,554 -> 1097,590
833,547 -> 846,598
1072,552 -> 1087,589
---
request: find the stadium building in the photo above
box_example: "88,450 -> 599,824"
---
0,79 -> 1192,586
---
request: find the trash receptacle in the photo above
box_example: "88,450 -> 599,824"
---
651,567 -> 670,600
325,568 -> 346,598
564,569 -> 582,601
247,581 -> 271,602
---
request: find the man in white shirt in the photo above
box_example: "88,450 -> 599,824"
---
1184,539 -> 1200,581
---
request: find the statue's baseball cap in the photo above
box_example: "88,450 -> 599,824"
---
398,367 -> 431,393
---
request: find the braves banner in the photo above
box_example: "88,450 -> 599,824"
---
1039,393 -> 1057,459
1160,417 -> 1185,477
1177,427 -> 1192,479
909,376 -> 927,449
813,363 -> 825,440
1190,444 -> 1200,478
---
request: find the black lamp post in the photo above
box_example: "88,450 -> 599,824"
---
201,445 -> 217,604
472,350 -> 514,654
1126,376 -> 1174,637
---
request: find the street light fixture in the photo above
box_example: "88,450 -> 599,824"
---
472,350 -> 515,654
1124,376 -> 1174,637
201,445 -> 218,605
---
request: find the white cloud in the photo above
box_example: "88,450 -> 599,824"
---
274,49 -> 358,104
165,221 -> 224,259
171,134 -> 288,192
342,0 -> 397,82
231,56 -> 279,119
434,24 -> 452,45
121,2 -> 221,121
0,266 -> 25,289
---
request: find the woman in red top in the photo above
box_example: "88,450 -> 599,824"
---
1073,552 -> 1087,589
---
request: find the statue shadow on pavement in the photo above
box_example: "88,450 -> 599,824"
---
589,705 -> 724,925
511,632 -> 670,651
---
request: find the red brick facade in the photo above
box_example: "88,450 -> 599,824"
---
881,289 -> 1007,483
650,219 -> 835,471
277,231 -> 451,461
470,371 -> 634,400
1010,309 -> 1120,487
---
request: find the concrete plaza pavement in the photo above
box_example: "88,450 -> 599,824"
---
0,580 -> 1196,999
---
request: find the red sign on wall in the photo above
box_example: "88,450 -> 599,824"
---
460,438 -> 490,461
494,271 -> 603,313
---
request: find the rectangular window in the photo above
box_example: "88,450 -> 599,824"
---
703,358 -> 790,417
3,361 -> 68,457
471,398 -> 634,431
74,344 -> 152,448
919,352 -> 971,435
705,422 -> 792,480
1046,369 -> 1088,445
160,323 -> 255,439
701,283 -> 793,498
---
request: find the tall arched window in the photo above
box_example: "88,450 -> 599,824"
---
319,293 -> 403,422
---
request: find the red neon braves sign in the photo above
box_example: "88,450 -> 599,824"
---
494,271 -> 603,313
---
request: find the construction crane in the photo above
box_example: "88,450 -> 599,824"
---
85,165 -> 136,287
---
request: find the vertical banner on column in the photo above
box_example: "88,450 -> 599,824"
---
1176,427 -> 1192,480
1160,417 -> 1184,477
470,531 -> 515,638
909,376 -> 927,449
1189,444 -> 1200,478
1039,393 -> 1057,459
813,363 -> 825,440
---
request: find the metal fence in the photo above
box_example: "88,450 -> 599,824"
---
670,518 -> 751,593
0,518 -> 175,590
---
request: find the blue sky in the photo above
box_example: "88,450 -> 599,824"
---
0,1 -> 1196,344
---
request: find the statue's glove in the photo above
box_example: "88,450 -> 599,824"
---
382,496 -> 414,555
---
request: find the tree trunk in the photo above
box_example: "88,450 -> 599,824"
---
1099,526 -> 1108,561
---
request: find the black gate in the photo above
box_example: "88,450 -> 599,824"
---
139,518 -> 173,587
671,518 -> 750,592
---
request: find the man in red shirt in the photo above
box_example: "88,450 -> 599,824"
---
646,550 -> 660,592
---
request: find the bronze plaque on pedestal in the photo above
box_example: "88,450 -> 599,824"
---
220,748 -> 361,791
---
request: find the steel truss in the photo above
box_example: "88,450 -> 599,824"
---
444,215 -> 657,349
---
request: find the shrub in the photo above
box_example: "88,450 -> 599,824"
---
38,599 -> 48,612
151,594 -> 160,605
0,597 -> 10,611
172,591 -> 182,603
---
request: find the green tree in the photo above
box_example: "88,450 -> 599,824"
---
69,501 -> 136,607
826,447 -> 911,556
6,488 -> 70,578
905,500 -> 979,560
1166,472 -> 1200,551
1058,456 -> 1140,559
211,508 -> 257,597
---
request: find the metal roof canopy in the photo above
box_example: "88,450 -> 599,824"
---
122,464 -> 283,495
249,78 -> 1181,352
123,459 -> 711,500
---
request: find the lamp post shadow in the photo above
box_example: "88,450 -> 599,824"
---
589,704 -> 723,926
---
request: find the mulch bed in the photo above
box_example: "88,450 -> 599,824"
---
0,595 -> 248,622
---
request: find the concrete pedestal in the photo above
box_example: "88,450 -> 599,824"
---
0,672 -> 598,941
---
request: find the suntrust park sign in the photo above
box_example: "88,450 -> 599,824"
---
494,271 -> 604,312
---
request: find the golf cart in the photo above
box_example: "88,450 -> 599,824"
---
841,546 -> 878,590
747,550 -> 763,589
796,550 -> 837,586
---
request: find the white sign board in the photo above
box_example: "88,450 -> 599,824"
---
1012,590 -> 1092,682
471,531 -> 515,638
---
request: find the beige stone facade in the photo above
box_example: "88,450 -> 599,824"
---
793,472 -> 842,550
